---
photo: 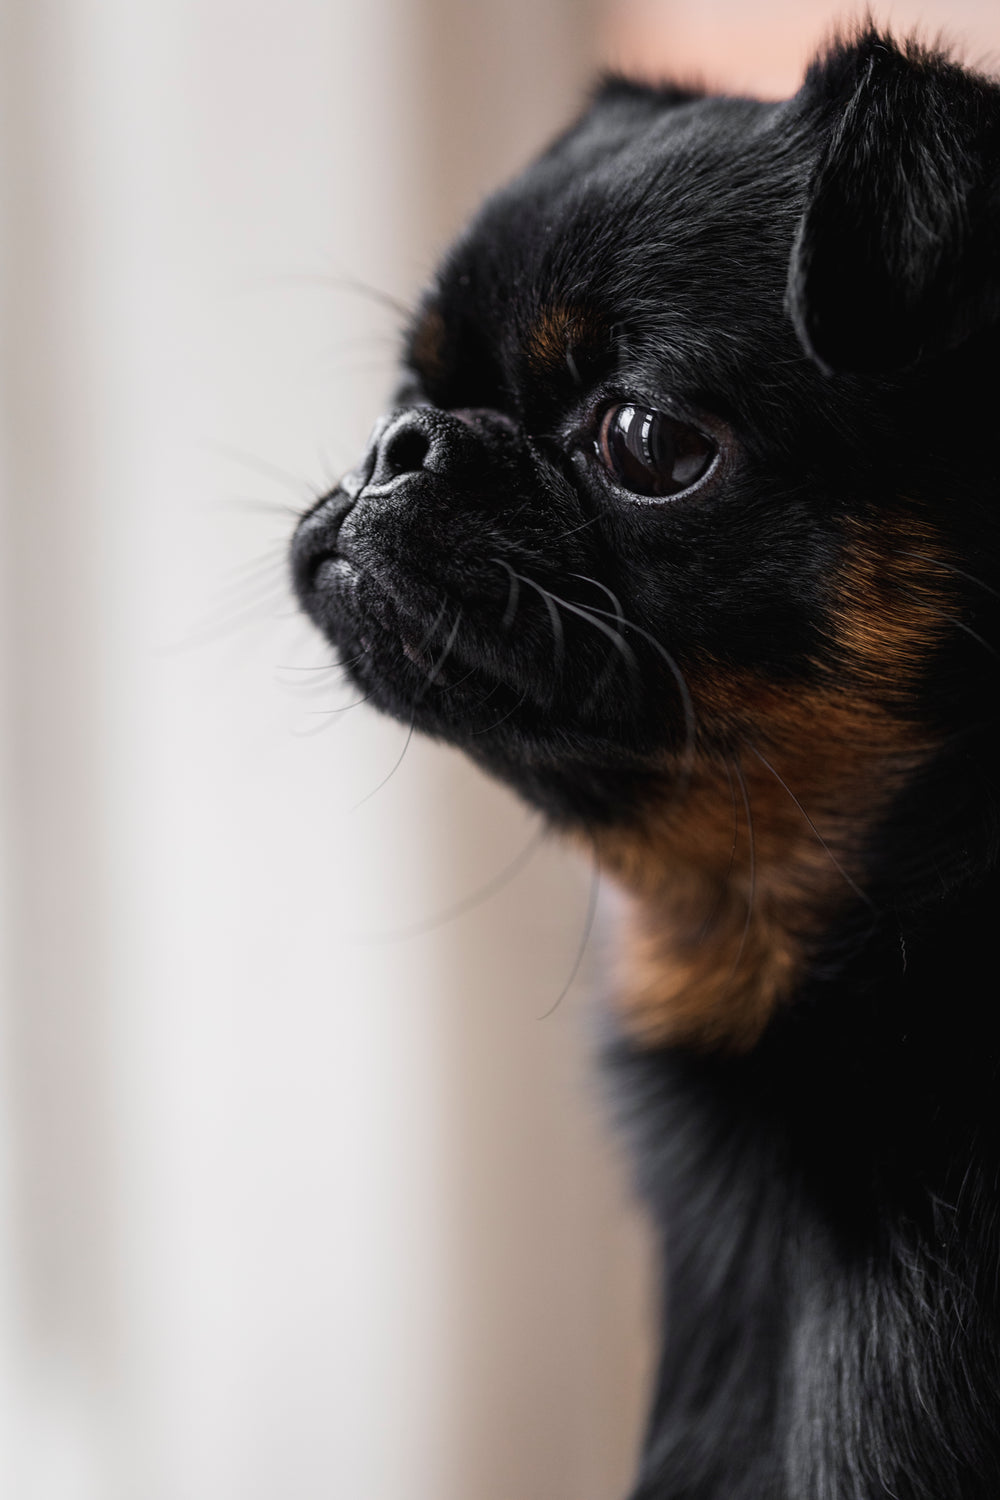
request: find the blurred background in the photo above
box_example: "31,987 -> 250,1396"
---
1,2 -> 998,1497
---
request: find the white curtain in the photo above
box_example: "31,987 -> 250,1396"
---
0,2 -> 651,1498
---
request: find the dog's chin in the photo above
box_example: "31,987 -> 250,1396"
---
306,573 -> 652,764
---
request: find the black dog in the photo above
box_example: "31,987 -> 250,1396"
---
292,28 -> 1000,1498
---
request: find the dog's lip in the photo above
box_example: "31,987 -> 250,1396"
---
307,547 -> 467,687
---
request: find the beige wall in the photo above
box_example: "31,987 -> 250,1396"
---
0,3 -> 649,1498
604,0 -> 1000,95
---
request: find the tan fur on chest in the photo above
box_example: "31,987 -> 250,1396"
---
589,515 -> 951,1052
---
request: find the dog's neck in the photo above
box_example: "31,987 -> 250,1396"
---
589,713 -> 928,1052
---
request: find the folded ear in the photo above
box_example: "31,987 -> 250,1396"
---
786,31 -> 1000,373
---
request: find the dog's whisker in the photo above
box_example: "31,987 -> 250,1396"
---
747,744 -> 876,913
304,688 -> 378,716
494,561 -> 565,682
217,495 -> 303,519
204,440 -> 318,499
695,759 -> 741,945
550,513 -> 605,543
898,550 -> 1000,602
416,609 -> 464,694
896,585 -> 1000,663
500,564 -> 521,631
213,557 -> 289,602
555,595 -> 640,695
352,716 -> 417,809
568,599 -> 698,776
356,822 -> 547,942
167,583 -> 291,650
468,690 -> 528,737
267,270 -> 414,324
537,846 -> 601,1020
524,578 -> 566,682
727,756 -> 756,993
494,559 -> 640,697
408,598 -> 451,665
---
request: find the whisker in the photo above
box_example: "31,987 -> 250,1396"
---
538,850 -> 601,1020
528,580 -> 566,679
267,271 -> 414,323
277,655 -> 373,697
551,592 -> 640,690
695,759 -> 740,943
302,686 -> 378,717
165,583 -> 291,649
357,823 -> 547,941
278,672 -> 350,698
213,555 -> 288,599
896,584 -> 1000,662
550,513 -> 604,543
565,571 -> 641,698
567,571 -> 627,631
747,744 -> 876,912
468,690 -> 528,737
501,566 -> 521,631
418,609 -> 464,692
897,550 -> 1000,602
276,648 -> 367,675
564,598 -> 698,774
290,711 -> 352,738
216,495 -> 302,519
494,559 -> 641,693
728,757 -> 756,988
203,441 -> 318,499
401,598 -> 452,687
494,561 -> 565,680
352,717 -> 416,808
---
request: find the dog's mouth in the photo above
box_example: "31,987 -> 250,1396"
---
292,480 -> 659,761
293,496 -> 503,709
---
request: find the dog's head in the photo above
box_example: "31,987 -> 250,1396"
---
292,31 -> 1000,1048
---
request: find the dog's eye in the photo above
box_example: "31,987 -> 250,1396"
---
596,403 -> 716,497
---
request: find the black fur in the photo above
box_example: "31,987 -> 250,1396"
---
291,28 -> 1000,1497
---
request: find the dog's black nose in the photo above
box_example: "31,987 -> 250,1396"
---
366,409 -> 436,488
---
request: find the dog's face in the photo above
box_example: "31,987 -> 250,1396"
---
292,32 -> 1000,1049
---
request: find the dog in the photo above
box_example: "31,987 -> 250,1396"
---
291,27 -> 1000,1498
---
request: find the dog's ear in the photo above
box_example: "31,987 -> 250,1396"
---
787,31 -> 1000,373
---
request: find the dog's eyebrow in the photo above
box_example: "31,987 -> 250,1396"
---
524,304 -> 606,375
407,301 -> 447,381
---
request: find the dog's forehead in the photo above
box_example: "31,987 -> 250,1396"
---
426,93 -> 810,409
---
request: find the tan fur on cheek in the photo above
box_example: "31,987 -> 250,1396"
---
409,304 -> 447,383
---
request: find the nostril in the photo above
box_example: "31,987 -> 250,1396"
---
382,423 -> 431,478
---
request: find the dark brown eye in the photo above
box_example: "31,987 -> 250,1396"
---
596,403 -> 717,497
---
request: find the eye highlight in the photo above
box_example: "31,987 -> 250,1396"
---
596,403 -> 717,498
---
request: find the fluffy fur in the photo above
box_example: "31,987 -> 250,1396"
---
292,28 -> 1000,1497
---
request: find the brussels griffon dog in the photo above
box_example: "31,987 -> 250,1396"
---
292,27 -> 1000,1499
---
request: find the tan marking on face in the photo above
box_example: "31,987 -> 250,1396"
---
584,512 -> 953,1053
409,303 -> 446,382
525,305 -> 602,372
